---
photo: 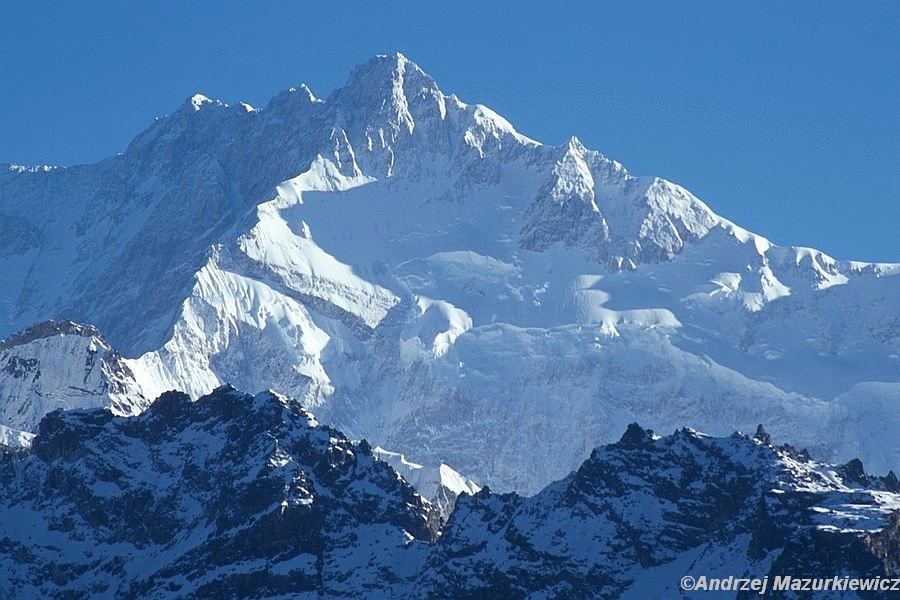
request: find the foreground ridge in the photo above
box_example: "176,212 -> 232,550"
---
1,392 -> 898,598
2,387 -> 440,597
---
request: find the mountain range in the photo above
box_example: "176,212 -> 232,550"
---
2,386 -> 899,598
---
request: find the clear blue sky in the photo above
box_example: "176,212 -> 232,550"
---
2,1 -> 897,262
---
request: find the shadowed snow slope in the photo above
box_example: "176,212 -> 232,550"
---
1,53 -> 898,493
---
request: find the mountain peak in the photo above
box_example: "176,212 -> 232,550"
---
294,82 -> 318,102
184,93 -> 218,111
336,52 -> 440,112
0,319 -> 101,350
0,320 -> 147,437
565,135 -> 585,152
355,51 -> 418,77
615,422 -> 656,447
380,50 -> 412,66
322,53 -> 447,162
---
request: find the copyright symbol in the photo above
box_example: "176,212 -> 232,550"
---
681,576 -> 695,590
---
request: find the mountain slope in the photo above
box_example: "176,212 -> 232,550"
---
1,53 -> 898,493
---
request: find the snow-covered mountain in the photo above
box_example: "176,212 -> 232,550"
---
0,320 -> 146,448
1,389 -> 897,597
1,53 -> 898,494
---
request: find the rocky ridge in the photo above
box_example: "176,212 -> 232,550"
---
1,391 -> 898,598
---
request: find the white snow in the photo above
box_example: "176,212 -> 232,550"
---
373,445 -> 481,508
0,423 -> 34,448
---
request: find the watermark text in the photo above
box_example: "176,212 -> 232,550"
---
680,574 -> 900,594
